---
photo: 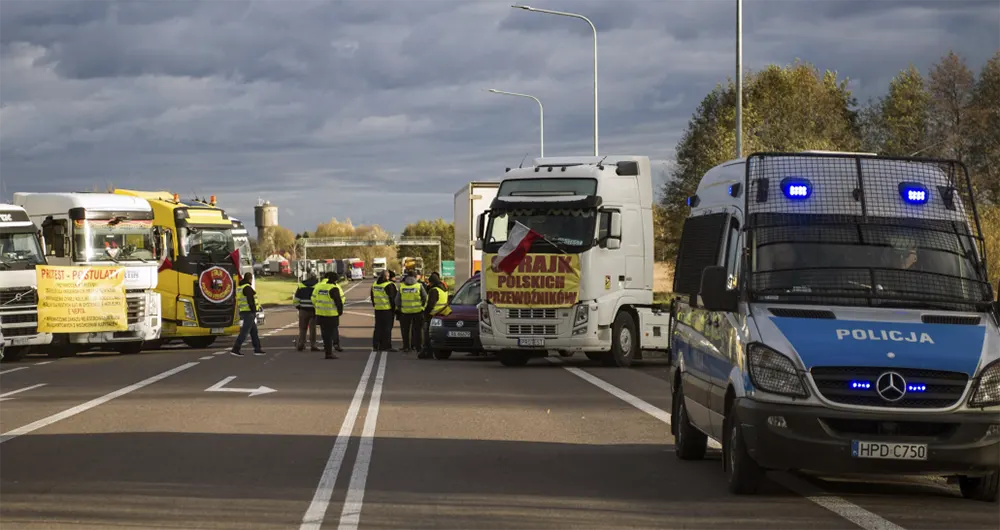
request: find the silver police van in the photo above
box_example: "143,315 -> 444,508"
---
668,151 -> 999,500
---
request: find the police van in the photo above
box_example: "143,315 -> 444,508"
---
668,151 -> 999,500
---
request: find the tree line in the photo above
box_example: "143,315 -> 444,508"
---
657,50 -> 1000,287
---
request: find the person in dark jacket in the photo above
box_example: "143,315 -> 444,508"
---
293,272 -> 320,351
394,269 -> 427,353
231,272 -> 265,357
420,272 -> 451,359
312,272 -> 345,359
385,270 -> 399,352
370,270 -> 397,353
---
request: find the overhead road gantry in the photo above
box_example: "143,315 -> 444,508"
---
296,236 -> 443,273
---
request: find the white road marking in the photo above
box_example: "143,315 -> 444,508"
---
338,351 -> 387,530
0,367 -> 29,375
0,362 -> 199,444
213,350 -> 228,355
0,383 -> 47,401
555,359 -> 907,530
34,361 -> 54,366
344,311 -> 375,319
300,351 -> 377,530
199,355 -> 215,360
205,375 -> 276,397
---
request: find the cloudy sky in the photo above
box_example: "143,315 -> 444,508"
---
1,0 -> 997,235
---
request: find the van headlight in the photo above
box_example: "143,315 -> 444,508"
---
179,298 -> 196,321
969,360 -> 1000,408
430,318 -> 443,327
747,343 -> 809,398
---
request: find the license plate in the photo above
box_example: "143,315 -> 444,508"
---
851,440 -> 927,460
518,337 -> 545,347
447,331 -> 472,338
210,328 -> 224,334
10,337 -> 30,346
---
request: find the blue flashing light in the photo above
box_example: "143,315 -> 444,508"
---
898,182 -> 929,205
906,383 -> 927,393
849,380 -> 872,390
781,177 -> 812,200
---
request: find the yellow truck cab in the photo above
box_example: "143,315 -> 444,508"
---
114,190 -> 239,348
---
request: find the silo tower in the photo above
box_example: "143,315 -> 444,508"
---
254,199 -> 279,249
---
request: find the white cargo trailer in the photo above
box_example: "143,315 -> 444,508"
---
454,181 -> 500,288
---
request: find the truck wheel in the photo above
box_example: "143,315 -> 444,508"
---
603,311 -> 636,367
498,352 -> 529,367
724,409 -> 763,494
117,341 -> 144,355
183,336 -> 217,349
558,351 -> 574,357
673,383 -> 708,460
433,349 -> 452,360
959,472 -> 999,502
1,347 -> 27,363
585,352 -> 603,362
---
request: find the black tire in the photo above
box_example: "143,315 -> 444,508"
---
433,349 -> 452,360
558,351 -> 574,357
498,352 -> 529,367
602,311 -> 636,367
959,472 -> 999,502
117,341 -> 144,355
183,336 -> 217,349
673,382 -> 708,460
585,352 -> 603,362
724,408 -> 764,494
1,347 -> 27,363
47,347 -> 77,359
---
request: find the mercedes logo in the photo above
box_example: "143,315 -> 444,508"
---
876,371 -> 907,402
456,320 -> 464,328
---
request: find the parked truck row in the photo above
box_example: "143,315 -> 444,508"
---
0,190 -> 261,362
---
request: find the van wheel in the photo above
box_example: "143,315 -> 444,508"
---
183,337 -> 216,349
724,409 -> 763,494
433,349 -> 452,360
959,472 -> 999,502
673,383 -> 708,460
602,311 -> 636,367
117,341 -> 144,355
498,352 -> 529,367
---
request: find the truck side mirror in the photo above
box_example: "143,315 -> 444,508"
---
699,265 -> 738,312
609,212 -> 622,239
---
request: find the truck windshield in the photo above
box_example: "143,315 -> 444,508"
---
180,226 -> 234,259
485,208 -> 597,253
751,217 -> 992,310
0,232 -> 45,270
73,219 -> 157,263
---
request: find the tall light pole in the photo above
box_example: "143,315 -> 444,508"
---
512,4 -> 598,156
736,0 -> 743,159
485,89 -> 545,157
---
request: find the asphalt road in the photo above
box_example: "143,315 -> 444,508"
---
1,279 -> 996,530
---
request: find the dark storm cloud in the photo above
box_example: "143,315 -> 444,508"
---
1,0 -> 997,234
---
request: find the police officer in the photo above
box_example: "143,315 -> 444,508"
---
311,272 -> 345,359
420,272 -> 452,359
370,270 -> 397,353
394,269 -> 427,353
386,270 -> 399,352
231,272 -> 265,357
293,271 -> 320,352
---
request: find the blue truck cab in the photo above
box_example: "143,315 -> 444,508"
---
668,151 -> 1000,500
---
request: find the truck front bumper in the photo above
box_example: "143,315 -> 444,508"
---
480,320 -> 612,353
3,332 -> 53,349
736,397 -> 1000,477
161,320 -> 239,339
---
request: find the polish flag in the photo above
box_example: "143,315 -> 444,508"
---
491,221 -> 542,274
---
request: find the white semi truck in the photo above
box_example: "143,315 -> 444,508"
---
14,192 -> 163,355
454,181 -> 500,289
476,156 -> 671,367
372,257 -> 387,279
0,204 -> 53,362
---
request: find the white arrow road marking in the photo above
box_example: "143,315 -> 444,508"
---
205,376 -> 276,397
343,311 -> 375,319
0,383 -> 47,402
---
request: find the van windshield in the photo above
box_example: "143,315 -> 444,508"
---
751,217 -> 992,310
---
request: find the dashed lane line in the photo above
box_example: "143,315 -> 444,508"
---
0,362 -> 200,444
548,358 -> 907,530
0,383 -> 47,401
300,351 -> 378,530
0,367 -> 29,375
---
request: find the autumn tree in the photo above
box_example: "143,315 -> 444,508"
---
398,219 -> 455,275
928,51 -> 976,162
303,218 -> 396,264
659,61 -> 859,258
969,51 -> 1000,204
860,65 -> 930,156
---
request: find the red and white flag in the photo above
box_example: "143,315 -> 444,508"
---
491,221 -> 542,274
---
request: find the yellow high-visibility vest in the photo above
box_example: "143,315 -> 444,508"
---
399,283 -> 424,314
372,281 -> 392,311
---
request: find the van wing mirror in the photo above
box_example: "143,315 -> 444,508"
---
699,265 -> 738,312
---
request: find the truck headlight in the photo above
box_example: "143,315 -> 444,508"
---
479,303 -> 491,327
747,343 -> 809,398
179,298 -> 196,321
430,318 -> 443,327
574,304 -> 589,326
969,360 -> 1000,408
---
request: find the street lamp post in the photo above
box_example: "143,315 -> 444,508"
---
485,89 -> 545,157
736,0 -> 743,159
512,4 -> 598,156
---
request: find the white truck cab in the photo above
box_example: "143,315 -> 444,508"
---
476,156 -> 672,367
668,151 -> 999,500
0,204 -> 53,361
13,192 -> 163,354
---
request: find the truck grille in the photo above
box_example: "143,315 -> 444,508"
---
507,308 -> 556,319
1,312 -> 38,337
810,366 -> 968,409
508,324 -> 556,336
126,290 -> 146,325
0,288 -> 37,306
193,282 -> 236,328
